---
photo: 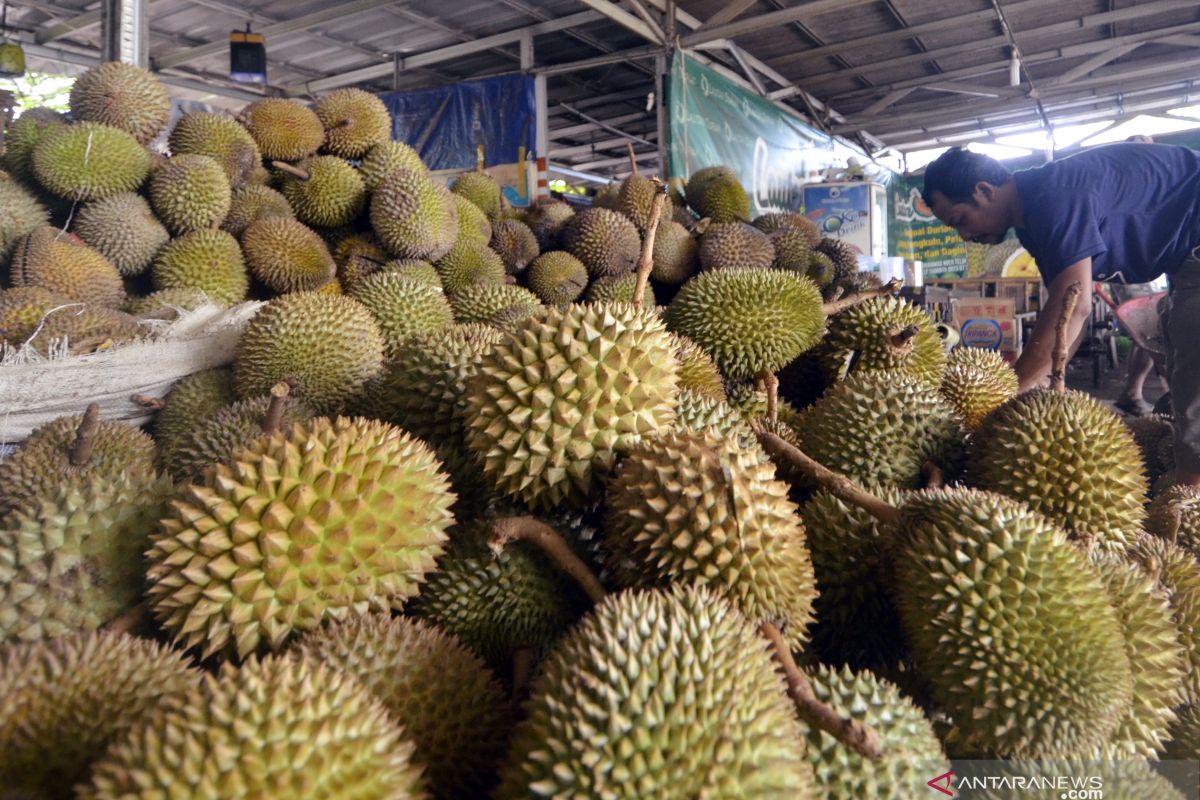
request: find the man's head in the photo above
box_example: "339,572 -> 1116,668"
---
921,148 -> 1015,245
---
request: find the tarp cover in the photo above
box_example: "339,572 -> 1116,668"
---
380,74 -> 536,171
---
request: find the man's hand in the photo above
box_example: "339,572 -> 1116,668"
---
1013,259 -> 1093,392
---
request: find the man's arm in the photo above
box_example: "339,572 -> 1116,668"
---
1013,259 -> 1094,392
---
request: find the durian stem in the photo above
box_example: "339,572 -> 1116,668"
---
821,278 -> 902,316
1050,281 -> 1083,392
69,403 -> 101,467
626,141 -> 638,176
489,517 -> 607,605
511,645 -> 537,705
921,460 -> 945,489
105,602 -> 150,636
131,394 -> 165,411
760,370 -> 779,424
1166,499 -> 1183,546
632,181 -> 668,310
760,622 -> 884,761
271,160 -> 310,181
887,324 -> 920,349
756,431 -> 901,525
261,382 -> 291,435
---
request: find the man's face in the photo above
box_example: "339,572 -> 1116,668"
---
928,185 -> 1009,246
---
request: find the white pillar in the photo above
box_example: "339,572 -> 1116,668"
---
101,0 -> 149,67
535,72 -> 549,199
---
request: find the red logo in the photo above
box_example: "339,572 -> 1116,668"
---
927,770 -> 954,796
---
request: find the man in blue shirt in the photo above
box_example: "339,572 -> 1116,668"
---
922,143 -> 1200,487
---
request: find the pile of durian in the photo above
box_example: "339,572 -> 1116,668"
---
2,61 -> 1198,799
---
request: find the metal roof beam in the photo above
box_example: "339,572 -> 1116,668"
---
155,0 -> 400,70
551,133 -> 657,159
557,103 -> 654,147
552,112 -> 650,139
35,8 -> 104,45
283,10 -> 600,95
1042,44 -> 1141,88
571,150 -> 658,170
577,0 -> 664,44
679,0 -> 877,47
700,0 -> 760,30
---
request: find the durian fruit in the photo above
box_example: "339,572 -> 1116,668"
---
969,388 -> 1147,550
815,236 -> 860,287
496,585 -> 815,799
0,469 -> 171,644
1,296 -> 140,356
800,665 -> 948,799
0,632 -> 197,800
666,268 -> 826,380
1130,535 -> 1200,705
167,111 -> 261,187
0,172 -> 48,266
31,122 -> 151,201
1148,485 -> 1200,553
69,62 -> 169,145
725,381 -> 805,429
314,87 -> 391,158
148,416 -> 455,658
1163,703 -> 1200,767
234,292 -> 384,414
940,346 -> 1019,428
526,250 -> 587,304
241,216 -> 336,294
0,285 -> 70,343
562,207 -> 640,277
371,168 -> 458,261
167,392 -> 316,483
672,389 -> 752,438
279,155 -> 366,228
403,513 -> 590,671
347,271 -> 454,358
489,218 -> 539,274
124,287 -> 210,316
147,153 -> 231,235
524,198 -> 574,250
797,370 -> 964,489
819,296 -> 946,386
80,655 -> 427,799
433,238 -> 505,294
153,367 -> 235,465
584,272 -> 655,306
894,489 -> 1133,759
807,250 -> 836,287
332,232 -> 388,287
73,192 -> 168,276
699,221 -> 775,271
1089,550 -> 1186,759
754,211 -> 821,244
448,282 -> 541,328
801,488 -> 906,669
685,165 -> 749,223
463,302 -> 678,509
220,183 -> 293,237
451,192 -> 492,245
616,172 -> 657,232
670,332 -> 725,400
10,226 -> 125,308
651,219 -> 699,284
358,139 -> 426,192
3,108 -> 66,185
1128,413 -> 1176,490
605,426 -> 818,649
380,257 -> 440,287
450,171 -> 502,219
591,179 -> 620,209
292,613 -> 511,800
151,228 -> 248,305
0,410 -> 157,517
238,97 -> 325,161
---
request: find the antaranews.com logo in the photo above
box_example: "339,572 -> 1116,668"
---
927,770 -> 1104,798
924,760 -> 1198,799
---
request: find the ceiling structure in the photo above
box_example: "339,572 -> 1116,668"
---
8,0 -> 1200,179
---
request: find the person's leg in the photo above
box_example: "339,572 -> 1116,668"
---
1116,344 -> 1155,415
1166,263 -> 1200,486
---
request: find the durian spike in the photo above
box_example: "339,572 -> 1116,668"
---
1166,498 -> 1183,546
760,370 -> 779,424
921,460 -> 945,489
690,217 -> 712,236
1049,281 -> 1083,392
821,278 -> 902,316
887,324 -> 920,349
825,285 -> 845,303
756,430 -> 901,525
489,516 -> 607,604
271,160 -> 310,181
760,621 -> 884,761
261,382 -> 291,435
632,181 -> 668,309
626,141 -> 638,176
131,394 -> 165,411
69,403 -> 101,467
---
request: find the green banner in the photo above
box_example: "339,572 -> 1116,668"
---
667,50 -> 862,216
888,173 -> 968,278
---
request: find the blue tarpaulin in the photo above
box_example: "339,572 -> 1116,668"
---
379,74 -> 536,171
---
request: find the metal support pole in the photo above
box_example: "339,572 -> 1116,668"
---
520,29 -> 534,72
392,52 -> 401,91
101,0 -> 148,67
535,72 -> 549,199
655,53 -> 668,177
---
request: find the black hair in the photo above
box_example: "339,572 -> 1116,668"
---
920,147 -> 1012,206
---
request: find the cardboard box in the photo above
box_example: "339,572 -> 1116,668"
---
952,296 -> 1018,357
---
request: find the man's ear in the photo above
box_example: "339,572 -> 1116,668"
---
974,181 -> 996,203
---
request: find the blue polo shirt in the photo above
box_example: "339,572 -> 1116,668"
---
1012,142 -> 1200,285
